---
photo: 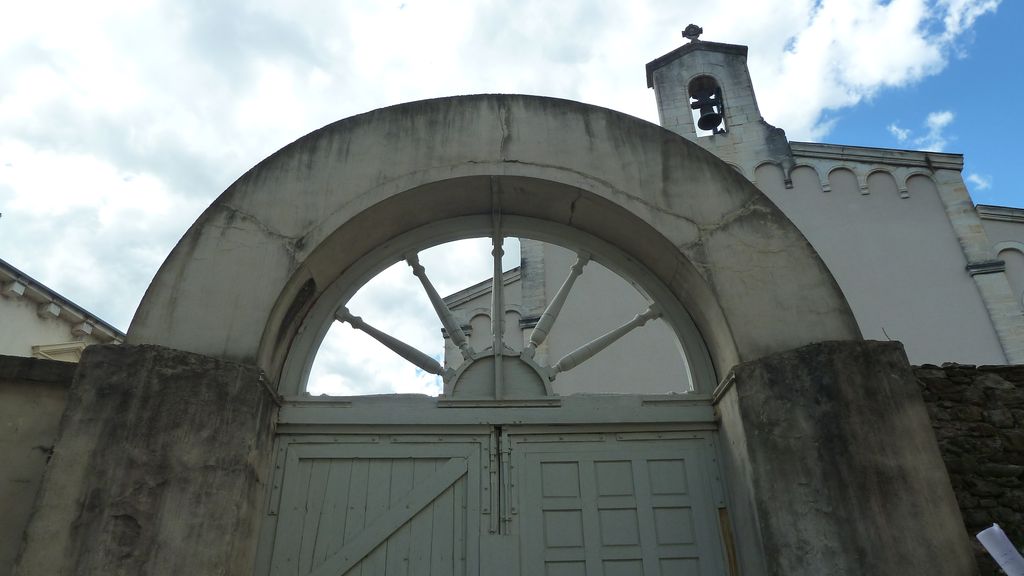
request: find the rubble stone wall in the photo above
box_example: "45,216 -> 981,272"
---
916,364 -> 1024,576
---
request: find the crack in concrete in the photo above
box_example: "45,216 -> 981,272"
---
217,203 -> 307,259
678,197 -> 773,253
567,189 -> 583,226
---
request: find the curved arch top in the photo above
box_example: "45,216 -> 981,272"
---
128,94 -> 860,379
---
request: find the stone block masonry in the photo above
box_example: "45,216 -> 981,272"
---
917,363 -> 1024,576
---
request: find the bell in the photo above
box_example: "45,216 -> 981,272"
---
696,104 -> 723,131
690,87 -> 724,132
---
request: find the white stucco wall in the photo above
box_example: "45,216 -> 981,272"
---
755,160 -> 1006,365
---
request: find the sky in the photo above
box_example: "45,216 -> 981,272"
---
0,0 -> 1019,393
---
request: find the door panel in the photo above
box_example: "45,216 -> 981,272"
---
259,428 -> 727,576
512,433 -> 725,576
261,438 -> 483,576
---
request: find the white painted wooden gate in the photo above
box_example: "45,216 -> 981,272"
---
262,435 -> 484,576
256,398 -> 729,576
259,228 -> 730,574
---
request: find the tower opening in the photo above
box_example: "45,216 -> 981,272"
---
688,75 -> 725,136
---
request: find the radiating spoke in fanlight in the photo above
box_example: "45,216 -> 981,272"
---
522,251 -> 590,360
312,234 -> 683,397
546,304 -> 662,379
336,307 -> 452,380
491,219 -> 506,397
406,253 -> 475,360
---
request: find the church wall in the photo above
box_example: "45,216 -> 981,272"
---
980,215 -> 1024,307
916,363 -> 1024,576
0,355 -> 75,576
756,160 -> 1007,365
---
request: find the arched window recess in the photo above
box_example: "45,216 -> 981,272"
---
291,209 -> 713,402
337,245 -> 662,399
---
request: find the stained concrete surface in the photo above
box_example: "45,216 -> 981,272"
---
715,340 -> 977,575
0,356 -> 74,576
14,344 -> 276,576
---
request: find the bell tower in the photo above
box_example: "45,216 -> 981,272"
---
646,26 -> 794,182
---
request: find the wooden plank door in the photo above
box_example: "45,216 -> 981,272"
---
260,436 -> 483,576
512,431 -> 727,576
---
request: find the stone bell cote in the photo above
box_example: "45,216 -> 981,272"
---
646,28 -> 793,177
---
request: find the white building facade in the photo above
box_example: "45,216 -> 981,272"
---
0,257 -> 123,362
646,37 -> 1024,365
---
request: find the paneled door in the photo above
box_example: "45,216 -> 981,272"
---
511,430 -> 727,576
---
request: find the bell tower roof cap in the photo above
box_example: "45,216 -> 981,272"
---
645,40 -> 748,88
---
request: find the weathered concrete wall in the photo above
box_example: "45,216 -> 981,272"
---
917,363 -> 1024,576
14,344 -> 276,576
127,95 -> 860,385
715,340 -> 976,576
0,356 -> 74,576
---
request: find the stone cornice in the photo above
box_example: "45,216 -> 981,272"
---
977,204 -> 1024,223
790,141 -> 964,171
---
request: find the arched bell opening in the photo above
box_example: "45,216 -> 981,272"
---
688,74 -> 726,136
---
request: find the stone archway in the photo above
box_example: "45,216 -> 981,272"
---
126,95 -> 859,383
20,95 -> 978,576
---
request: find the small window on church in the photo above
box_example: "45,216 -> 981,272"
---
688,75 -> 725,137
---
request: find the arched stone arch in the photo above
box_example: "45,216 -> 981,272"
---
867,169 -> 901,198
753,161 -> 782,192
994,241 -> 1024,307
828,166 -> 861,195
790,164 -> 823,193
904,171 -> 938,198
128,95 -> 859,387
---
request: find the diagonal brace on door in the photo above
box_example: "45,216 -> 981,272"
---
307,455 -> 469,576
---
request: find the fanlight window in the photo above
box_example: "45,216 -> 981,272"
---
307,234 -> 692,398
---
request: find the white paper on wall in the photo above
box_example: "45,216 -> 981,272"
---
977,524 -> 1024,576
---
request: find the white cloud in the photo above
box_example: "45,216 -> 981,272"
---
888,123 -> 911,142
938,0 -> 1002,41
0,0 -> 1003,391
967,172 -> 992,190
916,110 -> 956,151
884,110 -> 958,152
749,0 -> 1000,140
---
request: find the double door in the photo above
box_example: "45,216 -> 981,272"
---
257,424 -> 728,575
